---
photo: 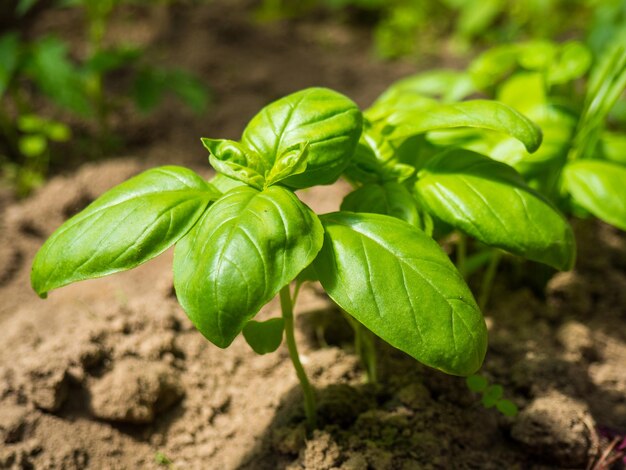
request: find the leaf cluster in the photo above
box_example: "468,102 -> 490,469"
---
389,38 -> 626,232
31,63 -> 592,379
32,86 -> 497,377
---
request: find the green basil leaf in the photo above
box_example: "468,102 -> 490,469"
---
313,212 -> 487,376
563,160 -> 626,231
378,70 -> 475,103
383,100 -> 543,154
341,182 -> 421,226
241,87 -> 363,188
242,318 -> 285,355
31,166 -> 218,297
517,41 -> 558,71
343,141 -> 386,184
202,138 -> 266,189
497,72 -> 547,116
366,92 -> 438,124
415,149 -> 575,270
343,130 -> 417,184
173,186 -> 323,348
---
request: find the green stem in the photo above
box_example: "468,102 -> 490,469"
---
280,285 -> 316,430
361,327 -> 378,383
456,232 -> 467,278
341,310 -> 378,383
478,251 -> 501,311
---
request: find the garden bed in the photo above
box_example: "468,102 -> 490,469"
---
1,2 -> 625,469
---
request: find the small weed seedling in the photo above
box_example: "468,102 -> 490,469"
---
466,374 -> 518,417
32,87 -> 493,429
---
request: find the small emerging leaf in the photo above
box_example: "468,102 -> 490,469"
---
265,142 -> 309,186
202,138 -> 266,189
243,318 -> 285,354
241,87 -> 363,188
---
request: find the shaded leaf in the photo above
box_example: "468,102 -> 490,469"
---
341,182 -> 421,226
243,318 -> 285,354
0,32 -> 20,97
563,160 -> 626,231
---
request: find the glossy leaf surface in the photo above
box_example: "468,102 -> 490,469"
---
313,212 -> 487,376
341,182 -> 420,226
415,150 -> 575,270
174,186 -> 323,348
32,166 -> 218,297
241,87 -> 362,188
563,160 -> 626,231
382,100 -> 542,153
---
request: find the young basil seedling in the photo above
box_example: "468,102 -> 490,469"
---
32,86 -> 489,430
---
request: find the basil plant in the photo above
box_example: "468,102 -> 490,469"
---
34,86 -> 564,429
382,38 -> 626,233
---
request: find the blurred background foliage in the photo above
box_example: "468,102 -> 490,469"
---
0,0 -> 209,196
1,0 -> 624,197
255,0 -> 625,60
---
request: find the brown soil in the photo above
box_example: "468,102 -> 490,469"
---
1,2 -> 626,469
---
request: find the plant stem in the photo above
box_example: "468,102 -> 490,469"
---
361,327 -> 378,383
341,310 -> 378,383
456,232 -> 467,277
280,284 -> 316,430
478,251 -> 501,311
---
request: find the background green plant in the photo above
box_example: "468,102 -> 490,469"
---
0,0 -> 209,196
254,0 -> 625,60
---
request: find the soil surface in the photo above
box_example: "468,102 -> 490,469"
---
1,2 -> 626,469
